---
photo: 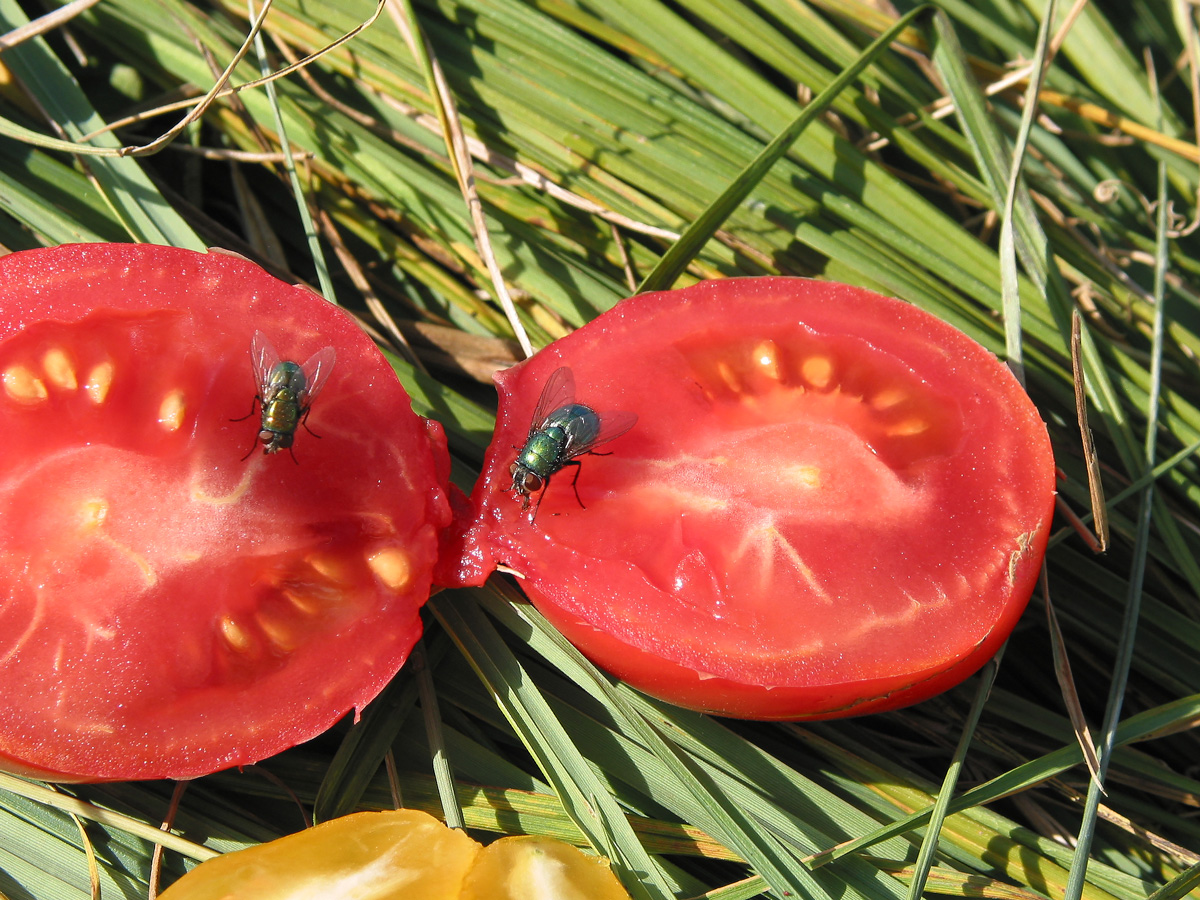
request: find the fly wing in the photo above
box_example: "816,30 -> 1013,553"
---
250,330 -> 282,397
299,345 -> 337,407
591,409 -> 638,448
529,366 -> 576,434
562,408 -> 637,458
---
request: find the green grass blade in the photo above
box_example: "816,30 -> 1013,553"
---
413,640 -> 466,829
1147,861 -> 1200,900
476,585 -> 853,900
905,656 -> 1002,900
637,5 -> 929,293
429,591 -> 678,900
312,647 -> 426,823
248,0 -> 336,300
1064,83 -> 1173,900
808,693 -> 1200,864
0,0 -> 202,248
996,0 -> 1057,378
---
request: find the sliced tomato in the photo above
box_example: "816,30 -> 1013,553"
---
158,810 -> 481,900
459,835 -> 632,900
158,809 -> 633,900
0,243 -> 451,780
440,277 -> 1056,719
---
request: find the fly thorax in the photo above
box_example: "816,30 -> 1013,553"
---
269,360 -> 307,393
520,429 -> 566,475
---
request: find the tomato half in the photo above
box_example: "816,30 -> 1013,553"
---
159,810 -> 480,900
159,809 -> 633,900
0,243 -> 450,780
440,277 -> 1055,719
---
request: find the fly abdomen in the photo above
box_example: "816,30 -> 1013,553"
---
263,389 -> 301,433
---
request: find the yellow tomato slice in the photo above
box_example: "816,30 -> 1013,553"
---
462,835 -> 633,900
159,810 -> 479,900
160,811 -> 633,900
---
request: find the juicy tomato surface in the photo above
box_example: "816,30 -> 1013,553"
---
440,277 -> 1056,719
159,809 -> 633,900
0,243 -> 451,780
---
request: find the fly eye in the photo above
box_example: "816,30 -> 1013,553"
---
509,462 -> 519,476
523,473 -> 542,492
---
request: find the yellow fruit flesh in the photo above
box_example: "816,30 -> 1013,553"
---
160,810 -> 633,900
159,811 -> 479,900
463,836 -> 632,900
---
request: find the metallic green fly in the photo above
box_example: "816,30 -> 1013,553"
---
237,330 -> 336,462
510,366 -> 637,520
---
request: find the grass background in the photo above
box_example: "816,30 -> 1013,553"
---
1,1 -> 1200,899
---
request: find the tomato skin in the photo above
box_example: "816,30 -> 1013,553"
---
0,243 -> 451,780
538,601 -> 1019,719
442,277 -> 1055,719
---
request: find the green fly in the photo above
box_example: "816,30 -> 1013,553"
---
510,366 -> 637,519
237,330 -> 336,462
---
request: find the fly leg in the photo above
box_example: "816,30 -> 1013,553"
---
532,460 -> 584,523
235,396 -> 263,460
567,448 -> 619,508
299,407 -> 323,439
230,395 -> 260,423
564,459 -> 586,509
562,450 -> 619,511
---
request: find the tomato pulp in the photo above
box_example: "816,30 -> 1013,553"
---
0,244 -> 451,780
441,277 -> 1056,719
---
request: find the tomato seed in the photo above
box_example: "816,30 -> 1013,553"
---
869,386 -> 907,410
256,612 -> 302,653
3,365 -> 48,403
752,339 -> 781,379
367,547 -> 412,590
799,355 -> 833,388
887,417 -> 930,437
157,389 -> 187,431
83,360 -> 113,403
42,347 -> 77,390
218,616 -> 254,653
714,358 -> 742,393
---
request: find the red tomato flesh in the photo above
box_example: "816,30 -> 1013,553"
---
440,277 -> 1055,719
0,244 -> 450,780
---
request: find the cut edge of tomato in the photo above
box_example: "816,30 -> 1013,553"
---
522,507 -> 1050,719
532,585 -> 1001,720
